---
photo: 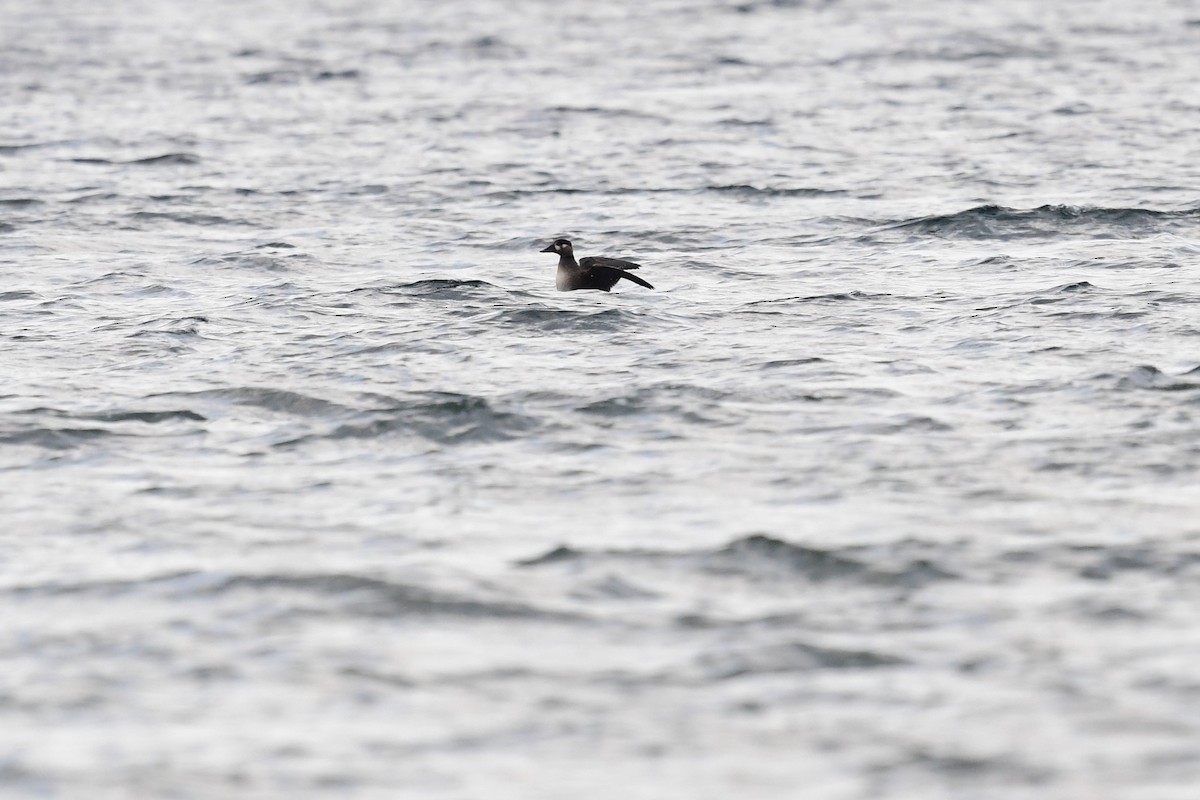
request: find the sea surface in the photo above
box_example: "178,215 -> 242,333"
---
2,1 -> 1199,798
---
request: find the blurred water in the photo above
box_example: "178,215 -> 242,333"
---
2,1 -> 1200,798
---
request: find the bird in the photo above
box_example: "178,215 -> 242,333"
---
540,239 -> 654,292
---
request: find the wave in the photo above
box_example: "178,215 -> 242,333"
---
20,407 -> 205,424
746,291 -> 894,306
0,141 -> 65,154
881,204 -> 1200,240
699,640 -> 907,680
759,357 -> 827,369
1,406 -> 208,451
1117,365 -> 1200,392
577,383 -> 737,426
89,409 -> 207,423
391,279 -> 505,299
482,184 -> 842,200
152,387 -> 354,417
128,211 -> 246,226
491,306 -> 638,333
190,247 -> 312,272
127,153 -> 201,166
65,191 -> 120,204
0,426 -> 115,449
127,315 -> 210,338
705,184 -> 846,198
519,534 -> 956,588
274,391 -> 539,447
69,152 -> 200,166
10,570 -> 573,620
246,68 -> 362,85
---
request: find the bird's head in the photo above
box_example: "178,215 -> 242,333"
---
540,239 -> 573,255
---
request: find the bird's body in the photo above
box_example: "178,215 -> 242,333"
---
540,239 -> 654,292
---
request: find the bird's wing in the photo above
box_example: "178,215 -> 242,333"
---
588,265 -> 654,290
618,270 -> 654,289
581,256 -> 642,270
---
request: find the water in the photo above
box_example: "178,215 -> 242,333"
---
3,1 -> 1199,797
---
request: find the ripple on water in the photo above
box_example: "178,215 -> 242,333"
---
878,204 -> 1200,240
1117,365 -> 1200,391
519,534 -> 958,589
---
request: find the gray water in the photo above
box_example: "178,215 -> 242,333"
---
3,0 -> 1200,797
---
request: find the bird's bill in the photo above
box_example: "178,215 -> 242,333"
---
539,244 -> 556,253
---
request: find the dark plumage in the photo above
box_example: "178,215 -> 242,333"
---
539,239 -> 654,292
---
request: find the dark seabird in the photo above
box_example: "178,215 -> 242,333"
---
540,239 -> 654,292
